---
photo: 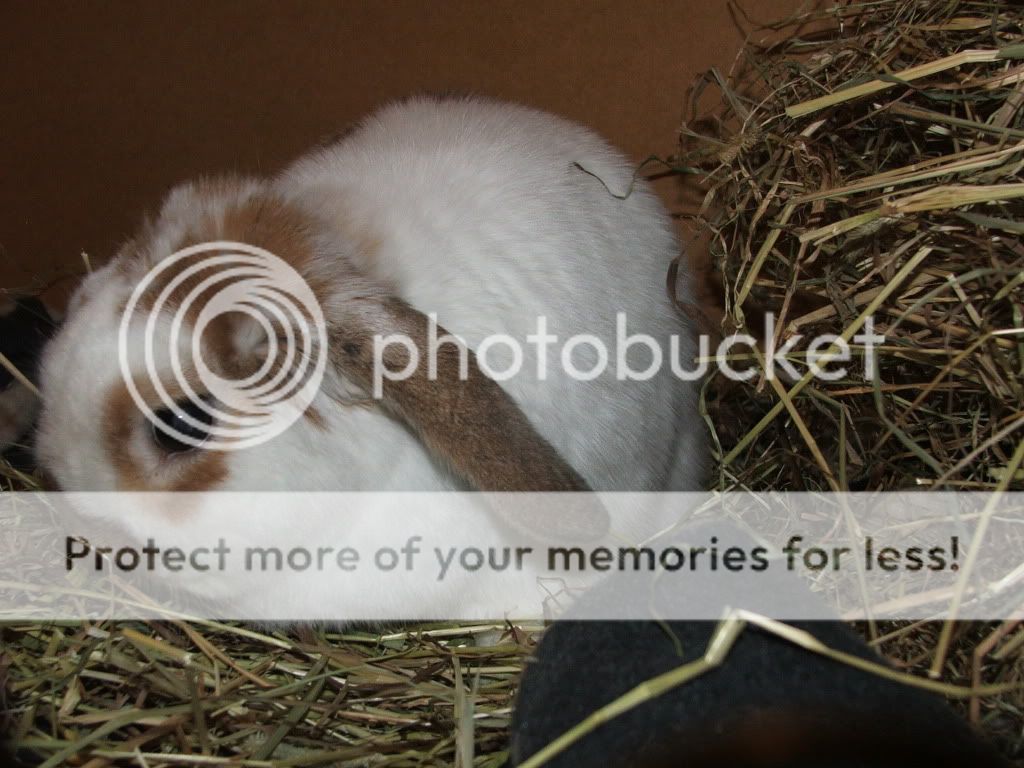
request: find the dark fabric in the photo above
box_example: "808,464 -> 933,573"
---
511,618 -> 1007,767
1,296 -> 54,470
0,741 -> 30,768
0,297 -> 53,389
1,439 -> 37,472
510,525 -> 1008,767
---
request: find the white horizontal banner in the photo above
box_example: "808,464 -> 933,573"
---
0,492 -> 1021,621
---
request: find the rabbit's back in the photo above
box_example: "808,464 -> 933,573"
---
277,96 -> 700,490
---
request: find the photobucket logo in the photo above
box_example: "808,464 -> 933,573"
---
370,313 -> 885,396
118,241 -> 327,451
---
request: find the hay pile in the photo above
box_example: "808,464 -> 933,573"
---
1,613 -> 528,768
3,1 -> 1024,765
681,0 -> 1024,494
677,0 -> 1024,756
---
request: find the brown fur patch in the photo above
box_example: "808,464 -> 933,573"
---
329,298 -> 607,541
303,405 -> 328,431
136,191 -> 321,319
125,187 -> 331,414
332,299 -> 590,493
103,381 -> 228,492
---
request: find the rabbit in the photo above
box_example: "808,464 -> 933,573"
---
509,523 -> 1011,767
32,95 -> 701,618
0,295 -> 56,468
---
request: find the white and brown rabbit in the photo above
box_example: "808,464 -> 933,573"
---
33,95 -> 700,618
37,95 -> 699,496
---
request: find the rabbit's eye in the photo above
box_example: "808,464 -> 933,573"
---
150,398 -> 215,454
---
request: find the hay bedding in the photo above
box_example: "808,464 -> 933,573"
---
675,0 -> 1024,756
681,1 -> 1024,496
2,0 -> 1024,764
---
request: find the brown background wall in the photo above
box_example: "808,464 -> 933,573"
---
1,0 -> 798,299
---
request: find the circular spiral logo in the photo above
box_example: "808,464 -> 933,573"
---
118,241 -> 327,451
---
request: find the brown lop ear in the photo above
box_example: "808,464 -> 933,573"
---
332,296 -> 589,492
329,295 -> 609,540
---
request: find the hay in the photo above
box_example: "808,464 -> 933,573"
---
3,1 -> 1024,764
675,0 -> 1024,757
679,0 -> 1024,494
1,614 -> 529,767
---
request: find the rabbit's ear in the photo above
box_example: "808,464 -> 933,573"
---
328,295 -> 609,541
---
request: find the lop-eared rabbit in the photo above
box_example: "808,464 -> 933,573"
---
34,96 -> 700,617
